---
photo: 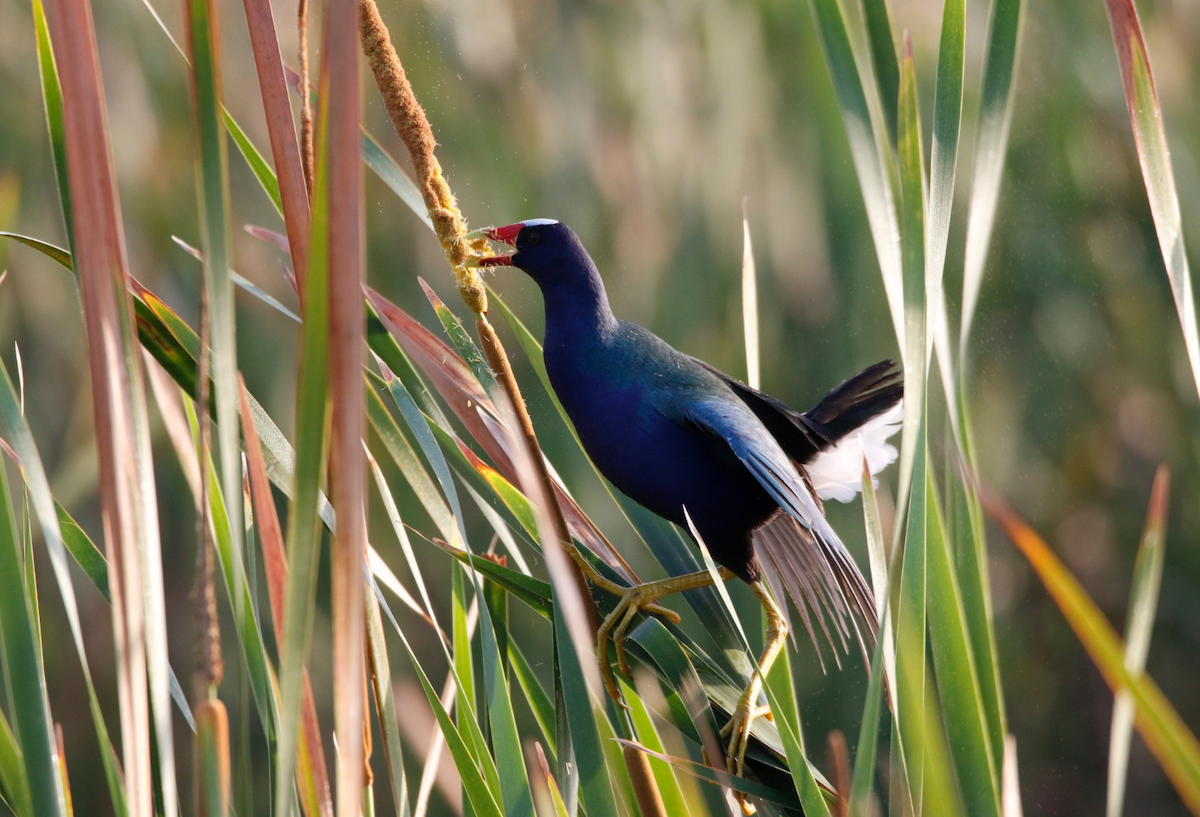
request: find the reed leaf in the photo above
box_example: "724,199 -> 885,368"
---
960,0 -> 1023,353
1106,467 -> 1169,817
42,0 -> 176,804
322,0 -> 369,807
0,397 -> 64,815
990,497 -> 1200,812
0,355 -> 128,815
1102,0 -> 1200,398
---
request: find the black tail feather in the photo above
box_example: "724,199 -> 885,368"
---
802,359 -> 903,447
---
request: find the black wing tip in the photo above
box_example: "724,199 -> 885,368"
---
804,360 -> 904,442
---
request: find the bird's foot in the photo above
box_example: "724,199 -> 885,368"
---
597,581 -> 683,704
720,687 -> 772,815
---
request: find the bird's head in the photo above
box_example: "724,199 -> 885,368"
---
473,219 -> 594,288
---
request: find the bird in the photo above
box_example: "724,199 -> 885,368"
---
477,218 -> 902,806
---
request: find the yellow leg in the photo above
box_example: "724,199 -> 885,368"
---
595,567 -> 735,704
719,581 -> 788,815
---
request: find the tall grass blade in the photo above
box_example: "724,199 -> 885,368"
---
927,0 -> 965,428
274,74 -> 332,817
850,457 -> 894,815
1106,467 -> 1169,817
237,0 -> 311,289
959,0 -> 1023,353
925,471 -> 1000,816
30,0 -> 72,250
848,620 -> 888,816
237,382 -> 333,817
741,200 -> 759,390
806,0 -> 904,349
893,35 -> 929,532
0,233 -> 71,269
1002,736 -> 1023,817
365,589 -> 409,817
0,707 -> 32,817
0,401 -> 64,815
322,0 -> 368,808
387,358 -> 537,814
42,0 -> 175,805
989,496 -> 1200,811
0,357 -> 128,815
375,586 -> 504,817
1102,0 -> 1200,397
182,399 -> 276,730
860,0 -> 899,143
622,678 -> 690,817
184,0 -> 243,689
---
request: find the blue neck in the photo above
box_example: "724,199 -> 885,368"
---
539,262 -> 618,345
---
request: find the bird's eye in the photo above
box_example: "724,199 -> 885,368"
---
527,231 -> 542,246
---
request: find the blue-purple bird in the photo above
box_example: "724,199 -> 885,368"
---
480,219 -> 901,798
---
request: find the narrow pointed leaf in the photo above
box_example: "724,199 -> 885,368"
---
990,497 -> 1200,812
1106,467 -> 1169,817
960,0 -> 1024,351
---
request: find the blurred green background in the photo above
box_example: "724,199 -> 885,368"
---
1,0 -> 1198,812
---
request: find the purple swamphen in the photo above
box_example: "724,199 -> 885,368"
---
478,219 -> 901,806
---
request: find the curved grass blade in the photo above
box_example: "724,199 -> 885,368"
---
861,0 -> 899,144
379,336 -> 533,815
989,495 -> 1200,812
0,708 -> 32,817
184,0 -> 245,790
960,0 -> 1023,353
366,375 -> 457,543
0,233 -> 71,269
236,0 -> 311,290
42,0 -> 176,802
1102,0 -> 1200,398
0,359 -> 128,815
1106,467 -> 1169,817
925,472 -> 1000,816
893,35 -> 929,535
741,201 -> 759,390
806,0 -> 903,349
320,0 -> 370,808
366,589 -> 409,817
511,640 -> 557,759
274,44 -> 332,816
31,0 -> 72,252
374,579 -> 505,817
363,134 -> 434,232
237,382 -> 332,817
927,0 -> 965,431
225,113 -> 282,213
0,408 -> 65,817
433,538 -> 552,618
182,399 -> 277,730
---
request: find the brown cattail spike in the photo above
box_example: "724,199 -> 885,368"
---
357,0 -> 491,314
